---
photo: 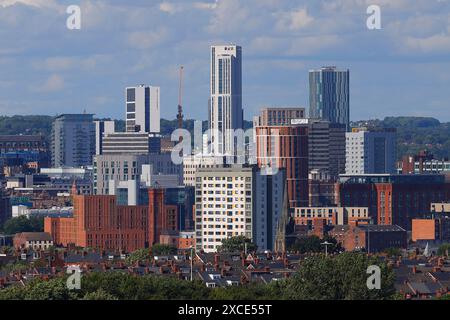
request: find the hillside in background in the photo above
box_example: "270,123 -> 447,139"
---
0,115 -> 447,161
352,117 -> 450,160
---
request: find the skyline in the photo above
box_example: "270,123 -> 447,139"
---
1,0 -> 450,121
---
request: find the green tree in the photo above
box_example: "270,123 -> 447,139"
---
82,288 -> 118,300
384,247 -> 402,258
126,248 -> 151,264
437,244 -> 450,257
284,252 -> 396,300
150,244 -> 177,256
289,235 -> 341,254
217,236 -> 257,253
1,216 -> 44,234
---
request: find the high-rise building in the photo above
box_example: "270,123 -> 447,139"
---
309,66 -> 350,129
209,45 -> 243,156
308,119 -> 346,178
345,127 -> 397,175
255,112 -> 309,208
253,107 -> 305,127
194,165 -> 286,253
94,120 -> 115,155
126,85 -> 160,134
51,114 -> 95,168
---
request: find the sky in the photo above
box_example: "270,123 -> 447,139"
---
1,0 -> 450,122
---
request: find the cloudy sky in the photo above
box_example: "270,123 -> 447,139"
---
1,0 -> 450,122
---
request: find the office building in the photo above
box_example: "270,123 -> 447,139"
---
345,127 -> 397,175
309,66 -> 350,129
308,119 -> 346,178
94,120 -> 115,155
209,45 -> 243,156
51,114 -> 95,168
126,85 -> 160,134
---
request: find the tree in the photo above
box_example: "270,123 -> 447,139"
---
437,244 -> 450,257
384,247 -> 402,258
150,244 -> 177,256
126,248 -> 151,264
283,252 -> 396,300
288,235 -> 341,254
82,288 -> 118,300
1,216 -> 44,234
217,236 -> 257,253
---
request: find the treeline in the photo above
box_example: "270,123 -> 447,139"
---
353,116 -> 450,160
0,115 -> 448,160
0,252 -> 399,300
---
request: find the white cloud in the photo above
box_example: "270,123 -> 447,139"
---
159,2 -> 180,14
0,0 -> 59,9
276,8 -> 314,31
404,33 -> 450,53
34,74 -> 65,92
127,28 -> 169,50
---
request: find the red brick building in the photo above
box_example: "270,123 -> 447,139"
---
45,195 -> 148,252
329,223 -> 407,253
45,187 -> 187,252
337,174 -> 450,231
255,125 -> 309,207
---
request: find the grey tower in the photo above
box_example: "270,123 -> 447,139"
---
309,66 -> 350,130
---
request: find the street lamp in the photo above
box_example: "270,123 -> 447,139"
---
189,246 -> 195,282
321,241 -> 333,257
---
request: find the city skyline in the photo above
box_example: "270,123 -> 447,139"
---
0,1 -> 450,121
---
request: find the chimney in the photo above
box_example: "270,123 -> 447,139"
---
201,263 -> 206,272
412,266 -> 417,274
221,268 -> 226,277
214,254 -> 220,265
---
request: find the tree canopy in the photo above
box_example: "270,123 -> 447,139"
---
217,236 -> 257,253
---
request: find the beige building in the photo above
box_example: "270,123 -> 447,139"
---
13,232 -> 53,250
183,155 -> 225,187
294,206 -> 370,225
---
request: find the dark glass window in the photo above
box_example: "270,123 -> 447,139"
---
127,88 -> 135,102
127,103 -> 135,112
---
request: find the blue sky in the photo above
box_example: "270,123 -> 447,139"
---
1,0 -> 450,122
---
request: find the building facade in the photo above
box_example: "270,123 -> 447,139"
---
346,127 -> 397,175
126,85 -> 160,134
309,66 -> 350,129
255,123 -> 309,208
209,45 -> 243,156
338,174 -> 450,231
51,114 -> 95,168
94,120 -> 115,155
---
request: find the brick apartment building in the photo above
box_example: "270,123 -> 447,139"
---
329,223 -> 407,253
45,187 -> 191,252
412,202 -> 450,242
337,174 -> 450,231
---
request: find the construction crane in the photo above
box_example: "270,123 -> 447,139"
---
177,66 -> 184,131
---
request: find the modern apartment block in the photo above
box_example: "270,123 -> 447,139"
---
253,107 -> 305,127
101,132 -> 161,155
51,114 -> 95,168
183,155 -> 225,187
308,119 -> 346,178
93,154 -> 149,195
209,45 -> 243,156
94,120 -> 115,155
345,127 -> 397,175
255,119 -> 309,208
126,85 -> 160,134
194,165 -> 286,252
309,66 -> 350,129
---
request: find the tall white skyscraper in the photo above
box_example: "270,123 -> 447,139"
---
209,45 -> 243,156
125,85 -> 160,134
